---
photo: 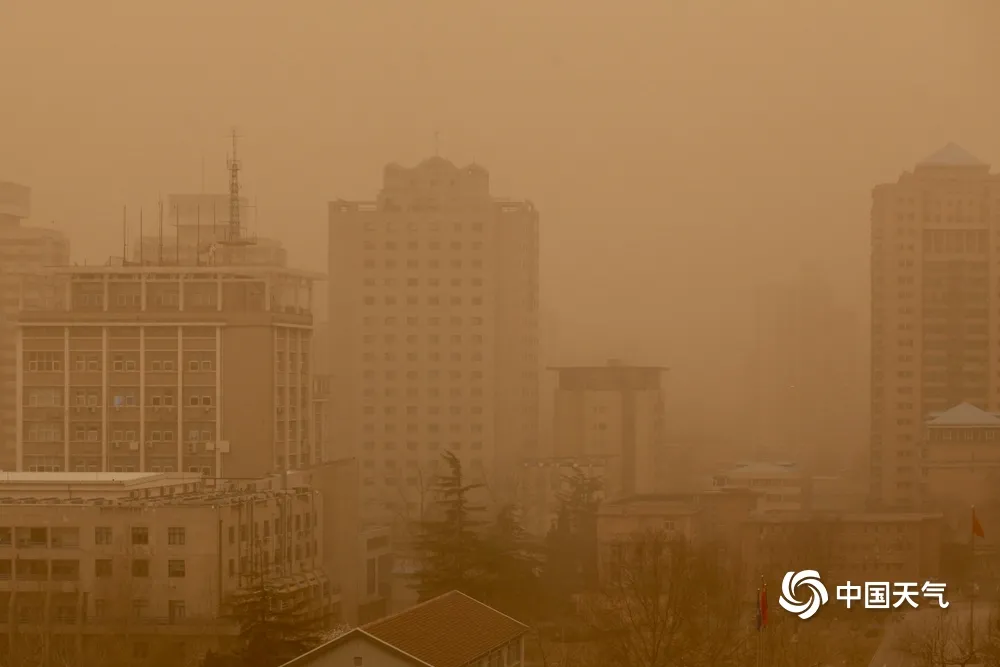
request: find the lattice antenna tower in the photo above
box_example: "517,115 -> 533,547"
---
224,128 -> 256,246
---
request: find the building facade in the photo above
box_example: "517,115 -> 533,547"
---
0,473 -> 331,665
15,264 -> 319,476
551,360 -> 668,497
871,143 -> 1000,509
921,402 -> 1000,546
327,158 -> 540,523
0,182 -> 70,471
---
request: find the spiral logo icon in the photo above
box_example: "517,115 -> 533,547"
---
778,570 -> 829,620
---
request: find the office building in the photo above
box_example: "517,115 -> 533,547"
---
15,262 -> 320,476
550,360 -> 668,497
327,157 -> 540,522
0,472 -> 331,665
0,183 -> 69,471
870,142 -> 1000,509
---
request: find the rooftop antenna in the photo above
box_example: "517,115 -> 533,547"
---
175,204 -> 180,265
158,197 -> 164,265
227,127 -> 242,244
139,208 -> 144,265
201,155 -> 206,194
121,206 -> 127,266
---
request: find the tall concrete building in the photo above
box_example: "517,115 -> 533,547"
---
750,266 -> 866,469
0,183 -> 69,471
15,262 -> 320,476
870,142 -> 1000,509
550,360 -> 668,498
327,157 -> 540,522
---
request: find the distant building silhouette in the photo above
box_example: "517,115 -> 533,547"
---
870,142 -> 1000,509
749,266 -> 866,470
0,182 -> 69,471
326,157 -> 540,526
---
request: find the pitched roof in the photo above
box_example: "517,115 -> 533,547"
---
278,628 -> 433,667
917,142 -> 988,168
362,591 -> 529,667
926,402 -> 1000,427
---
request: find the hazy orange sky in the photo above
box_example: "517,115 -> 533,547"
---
3,0 -> 999,440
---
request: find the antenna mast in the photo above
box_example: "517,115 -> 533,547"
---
227,128 -> 242,244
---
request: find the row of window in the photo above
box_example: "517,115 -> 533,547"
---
363,240 -> 485,251
74,293 -> 217,308
364,295 -> 485,306
363,259 -> 485,270
362,221 -> 485,233
364,405 -> 485,415
361,316 -> 486,327
364,277 -> 484,287
24,355 -> 216,374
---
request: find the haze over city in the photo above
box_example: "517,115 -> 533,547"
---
2,2 -> 1000,666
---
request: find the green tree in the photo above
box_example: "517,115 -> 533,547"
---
481,503 -> 542,620
544,469 -> 603,609
412,450 -> 489,602
201,562 -> 331,667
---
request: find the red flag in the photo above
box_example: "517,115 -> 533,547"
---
760,582 -> 768,628
973,507 -> 985,538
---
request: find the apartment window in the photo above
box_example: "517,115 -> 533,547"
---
131,559 -> 149,577
167,527 -> 186,546
168,600 -> 186,622
131,527 -> 149,545
168,559 -> 186,578
95,559 -> 113,577
131,599 -> 149,618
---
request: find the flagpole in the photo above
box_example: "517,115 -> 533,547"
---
756,587 -> 761,667
970,506 -> 976,658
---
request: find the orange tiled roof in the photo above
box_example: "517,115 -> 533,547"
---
362,591 -> 528,667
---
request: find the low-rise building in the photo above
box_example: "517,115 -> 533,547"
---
596,489 -> 759,581
712,461 -> 805,513
280,590 -> 528,667
0,472 -> 332,665
741,511 -> 943,590
518,455 -> 611,536
921,402 -> 1000,546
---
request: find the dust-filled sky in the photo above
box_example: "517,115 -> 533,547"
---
2,0 -> 999,442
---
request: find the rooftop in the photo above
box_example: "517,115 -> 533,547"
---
916,142 -> 989,168
926,402 -> 1000,427
361,591 -> 527,667
0,471 -> 161,485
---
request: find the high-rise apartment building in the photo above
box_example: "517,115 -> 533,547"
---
870,143 -> 1000,509
327,157 -> 540,521
0,183 -> 69,471
15,262 -> 320,476
550,360 -> 668,498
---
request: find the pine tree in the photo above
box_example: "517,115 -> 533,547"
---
412,450 -> 489,602
543,470 -> 603,614
481,504 -> 542,620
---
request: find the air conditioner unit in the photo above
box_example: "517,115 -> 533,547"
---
205,441 -> 215,452
128,441 -> 139,451
204,406 -> 210,412
113,442 -> 121,449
